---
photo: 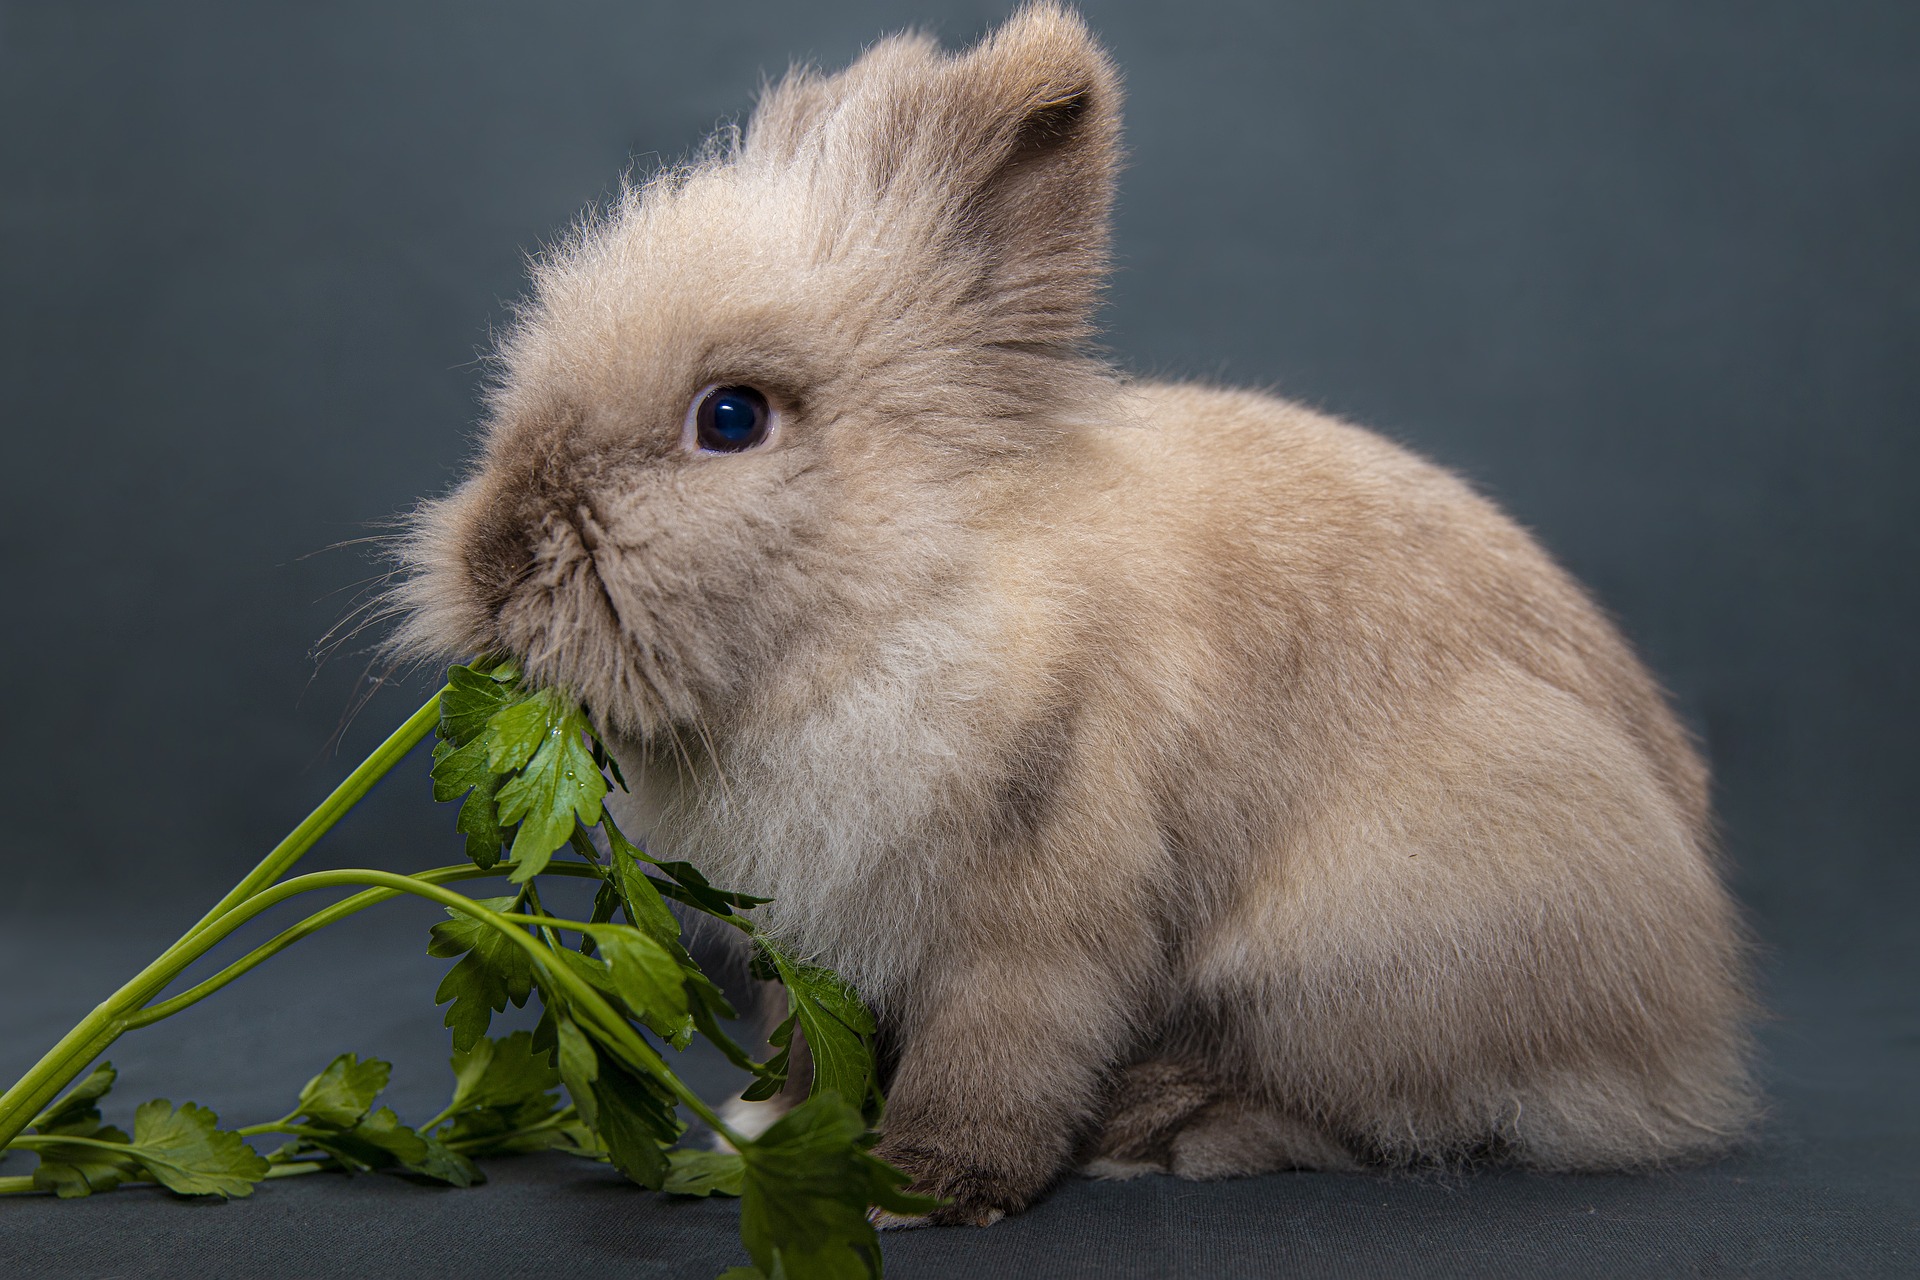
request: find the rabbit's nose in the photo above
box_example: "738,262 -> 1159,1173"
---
465,495 -> 538,624
465,466 -> 608,628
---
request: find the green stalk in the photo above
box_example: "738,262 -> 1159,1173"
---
518,881 -> 569,952
34,864 -> 739,1148
0,693 -> 442,1147
443,1108 -> 579,1152
124,862 -> 603,1030
189,694 -> 444,930
0,1021 -> 134,1152
234,1112 -> 303,1139
261,1161 -> 326,1180
302,870 -> 739,1143
228,1123 -> 338,1143
6,1133 -> 140,1155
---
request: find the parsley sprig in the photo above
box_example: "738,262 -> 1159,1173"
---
0,661 -> 934,1277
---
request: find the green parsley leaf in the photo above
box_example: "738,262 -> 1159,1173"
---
482,694 -> 553,772
462,1112 -> 594,1159
30,1061 -> 118,1135
490,694 -> 609,881
546,943 -> 627,1019
295,1053 -> 390,1129
436,1072 -> 583,1156
429,734 -> 493,801
606,827 -> 687,950
654,859 -> 771,916
762,944 -> 878,1110
737,1012 -> 797,1103
736,1093 -> 939,1280
29,1127 -> 140,1198
546,1014 -> 681,1188
429,897 -> 536,1054
454,777 -> 509,869
585,873 -> 622,948
333,1107 -> 482,1186
588,923 -> 694,1047
687,970 -> 773,1087
431,736 -> 509,869
430,663 -> 527,869
129,1100 -> 270,1198
605,815 -> 768,918
446,1030 -> 559,1115
402,1134 -> 485,1186
25,1062 -> 142,1197
437,661 -> 517,746
438,1099 -> 585,1159
589,731 -> 628,791
552,1014 -> 602,1131
589,1056 -> 675,1190
359,1107 -> 480,1186
665,1147 -> 745,1198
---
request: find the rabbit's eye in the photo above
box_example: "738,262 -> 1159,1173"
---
691,385 -> 773,453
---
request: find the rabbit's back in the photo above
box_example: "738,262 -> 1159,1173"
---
1090,379 -> 1707,831
1069,380 -> 1752,1170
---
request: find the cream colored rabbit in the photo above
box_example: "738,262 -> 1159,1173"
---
394,3 -> 1755,1227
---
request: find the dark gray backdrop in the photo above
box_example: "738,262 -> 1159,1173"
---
2,2 -> 1915,1276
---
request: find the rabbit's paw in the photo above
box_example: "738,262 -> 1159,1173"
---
868,1139 -> 1040,1228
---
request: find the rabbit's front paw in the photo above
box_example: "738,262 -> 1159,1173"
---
868,1138 -> 1045,1228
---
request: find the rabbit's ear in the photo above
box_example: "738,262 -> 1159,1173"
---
751,4 -> 1122,351
934,4 -> 1122,348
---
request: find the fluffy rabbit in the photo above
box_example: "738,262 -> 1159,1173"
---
395,3 -> 1755,1227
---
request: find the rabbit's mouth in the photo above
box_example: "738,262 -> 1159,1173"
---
381,462 -> 689,744
484,504 -> 700,744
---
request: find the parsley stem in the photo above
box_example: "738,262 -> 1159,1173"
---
443,1108 -> 577,1153
123,862 -> 603,1030
419,1094 -> 581,1140
232,1110 -> 303,1138
498,911 -> 597,933
261,1161 -> 326,1179
94,865 -> 743,1148
0,1022 -> 131,1152
187,693 -> 445,932
519,882 -> 568,952
6,1133 -> 138,1154
0,692 -> 444,1148
234,1123 -> 333,1141
0,1176 -> 37,1194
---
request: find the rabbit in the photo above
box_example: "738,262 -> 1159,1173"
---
392,2 -> 1756,1228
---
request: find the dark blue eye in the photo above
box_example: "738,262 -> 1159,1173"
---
693,385 -> 772,452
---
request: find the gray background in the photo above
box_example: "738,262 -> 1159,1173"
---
2,1 -> 1915,1275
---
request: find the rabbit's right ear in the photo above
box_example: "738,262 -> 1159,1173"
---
751,4 -> 1122,352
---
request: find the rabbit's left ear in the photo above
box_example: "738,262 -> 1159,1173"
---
751,5 -> 1123,352
928,4 -> 1123,349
